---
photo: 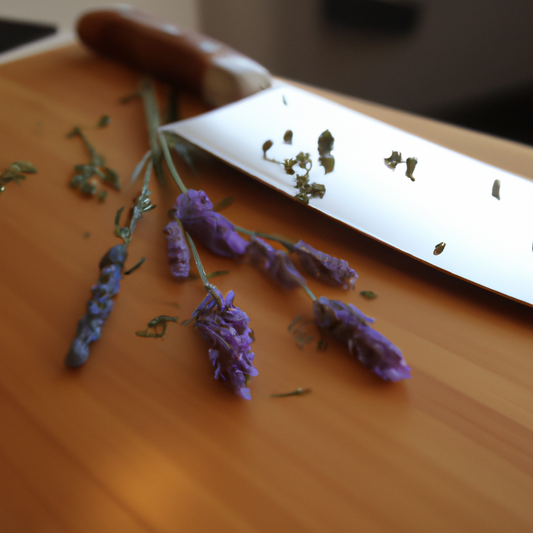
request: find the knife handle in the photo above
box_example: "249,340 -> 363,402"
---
76,6 -> 272,108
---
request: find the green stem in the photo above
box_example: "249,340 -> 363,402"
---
234,226 -> 294,251
185,231 -> 222,309
301,283 -> 317,302
139,78 -> 165,185
158,130 -> 188,194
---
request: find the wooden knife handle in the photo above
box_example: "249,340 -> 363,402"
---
76,6 -> 272,108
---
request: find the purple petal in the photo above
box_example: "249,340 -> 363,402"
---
164,220 -> 190,278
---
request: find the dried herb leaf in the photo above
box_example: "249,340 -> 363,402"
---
434,242 -> 446,255
213,196 -> 234,212
317,130 -> 334,156
384,151 -> 404,170
405,157 -> 417,181
319,153 -> 335,174
492,179 -> 501,200
288,317 -> 314,348
136,315 -> 179,338
270,387 -> 312,398
317,338 -> 328,351
0,161 -> 37,194
96,115 -> 111,128
360,290 -> 377,299
67,121 -> 120,198
11,161 -> 37,173
262,140 -> 273,155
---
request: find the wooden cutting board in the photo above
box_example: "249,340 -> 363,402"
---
1,44 -> 532,533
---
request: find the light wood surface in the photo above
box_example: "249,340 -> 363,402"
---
1,44 -> 532,533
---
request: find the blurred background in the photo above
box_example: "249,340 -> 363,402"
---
2,0 -> 533,145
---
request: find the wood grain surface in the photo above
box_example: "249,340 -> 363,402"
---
1,44 -> 532,533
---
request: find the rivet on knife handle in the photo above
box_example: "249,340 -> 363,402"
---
76,6 -> 272,108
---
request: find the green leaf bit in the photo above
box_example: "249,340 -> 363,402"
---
492,179 -> 501,200
0,161 -> 37,194
270,387 -> 312,398
136,315 -> 179,338
317,129 -> 335,174
288,316 -> 314,349
405,157 -> 417,181
360,290 -> 377,299
263,131 -> 330,204
384,150 -> 404,170
67,119 -> 120,198
385,151 -> 418,181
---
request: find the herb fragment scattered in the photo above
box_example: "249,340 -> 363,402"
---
262,131 -> 331,204
213,196 -> 234,212
405,157 -> 417,181
317,129 -> 335,174
360,291 -> 377,299
384,151 -> 403,170
0,161 -> 37,194
270,387 -> 312,398
434,242 -> 446,255
136,315 -> 179,338
288,316 -> 314,349
67,118 -> 120,198
492,179 -> 501,200
384,151 -> 418,181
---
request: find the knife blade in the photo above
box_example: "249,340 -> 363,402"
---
77,8 -> 533,307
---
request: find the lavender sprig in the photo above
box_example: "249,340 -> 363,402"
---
65,160 -> 155,367
67,117 -> 120,197
192,287 -> 257,400
312,296 -> 411,382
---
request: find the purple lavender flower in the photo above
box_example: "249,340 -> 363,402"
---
313,296 -> 411,381
193,288 -> 257,399
164,220 -> 190,278
175,189 -> 248,258
293,240 -> 357,289
65,244 -> 127,367
246,236 -> 306,289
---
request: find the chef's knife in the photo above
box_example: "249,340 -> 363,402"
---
77,8 -> 533,308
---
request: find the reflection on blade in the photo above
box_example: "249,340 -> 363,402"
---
162,84 -> 533,307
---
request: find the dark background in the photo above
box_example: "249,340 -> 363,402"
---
199,0 -> 533,146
